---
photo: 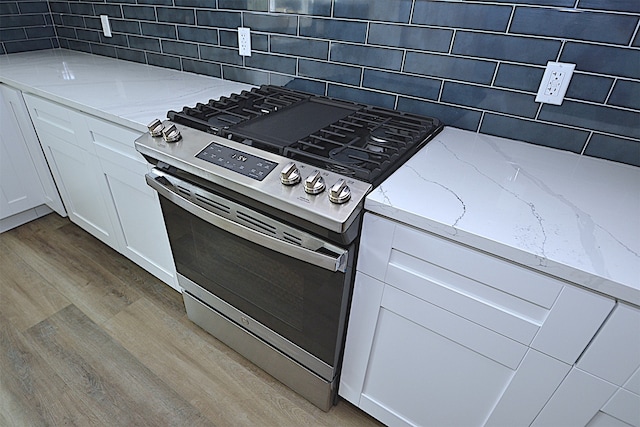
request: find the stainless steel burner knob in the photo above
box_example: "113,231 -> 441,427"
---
162,123 -> 182,143
147,119 -> 164,137
329,179 -> 351,204
304,171 -> 326,195
280,162 -> 301,186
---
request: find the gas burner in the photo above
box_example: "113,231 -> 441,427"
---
368,127 -> 391,144
207,113 -> 243,130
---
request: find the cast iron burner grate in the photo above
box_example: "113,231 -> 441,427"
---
168,85 -> 443,186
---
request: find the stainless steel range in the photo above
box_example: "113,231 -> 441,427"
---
135,85 -> 442,410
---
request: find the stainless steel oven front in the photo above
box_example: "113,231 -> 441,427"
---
146,167 -> 356,410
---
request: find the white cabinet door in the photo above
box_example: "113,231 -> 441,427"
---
88,115 -> 177,289
341,212 -> 615,427
0,85 -> 64,230
24,93 -> 120,248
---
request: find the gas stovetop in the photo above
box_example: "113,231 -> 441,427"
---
135,85 -> 442,234
167,85 -> 443,187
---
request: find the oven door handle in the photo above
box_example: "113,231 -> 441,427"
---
147,173 -> 348,273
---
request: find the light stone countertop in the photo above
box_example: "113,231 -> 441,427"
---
2,49 -> 638,305
0,49 -> 254,132
367,127 -> 640,306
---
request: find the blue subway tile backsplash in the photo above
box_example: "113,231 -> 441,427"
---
1,0 -> 639,167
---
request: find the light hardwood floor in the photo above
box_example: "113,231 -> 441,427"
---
0,214 -> 384,427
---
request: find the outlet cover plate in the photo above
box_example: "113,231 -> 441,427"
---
535,61 -> 576,105
238,27 -> 251,56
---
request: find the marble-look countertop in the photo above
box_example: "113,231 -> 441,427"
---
0,49 -> 253,132
367,127 -> 640,306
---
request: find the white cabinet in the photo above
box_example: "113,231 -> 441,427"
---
23,93 -> 178,290
0,84 -> 64,231
340,212 -> 616,427
533,303 -> 640,427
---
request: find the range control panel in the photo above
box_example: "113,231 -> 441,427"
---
196,142 -> 277,181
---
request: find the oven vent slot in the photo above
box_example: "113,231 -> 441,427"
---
282,232 -> 302,246
237,211 -> 277,236
195,194 -> 231,214
176,185 -> 191,197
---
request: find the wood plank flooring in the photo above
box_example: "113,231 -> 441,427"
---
0,214 -> 384,427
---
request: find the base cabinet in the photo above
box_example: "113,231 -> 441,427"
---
23,93 -> 178,290
0,84 -> 64,231
340,212 -> 617,427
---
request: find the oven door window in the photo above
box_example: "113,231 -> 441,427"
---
160,196 -> 351,367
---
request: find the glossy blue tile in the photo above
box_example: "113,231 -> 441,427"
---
245,52 -> 297,75
91,44 -> 117,59
200,45 -> 242,66
128,35 -> 161,52
116,47 -> 147,64
442,83 -> 539,118
61,15 -> 84,28
490,0 -> 574,4
0,3 -> 20,15
66,40 -> 91,53
182,58 -> 222,78
243,13 -> 297,35
280,77 -> 325,95
298,59 -> 361,86
609,80 -> 640,110
93,4 -> 122,18
331,43 -> 403,71
584,134 -> 640,167
269,0 -> 332,16
100,33 -> 129,47
0,29 -> 26,42
561,42 -> 640,79
494,64 -> 545,92
162,40 -> 198,58
539,101 -> 640,139
157,7 -> 195,25
110,19 -> 141,35
178,26 -> 217,45
511,8 -> 637,45
222,65 -> 270,85
334,0 -> 413,23
196,10 -> 241,29
363,69 -> 440,101
565,74 -> 613,103
327,85 -> 396,109
299,17 -> 367,43
139,0 -> 172,5
49,2 -> 70,14
141,23 -> 176,39
218,0 -> 268,11
578,0 -> 640,13
404,52 -> 496,85
368,23 -> 452,53
270,35 -> 328,60
19,1 -> 51,14
413,1 -> 512,32
480,114 -> 588,152
175,0 -> 217,7
147,52 -> 181,70
84,17 -> 101,31
123,6 -> 156,22
453,32 -> 561,65
398,97 -> 482,130
75,29 -> 100,43
69,2 -> 93,16
56,27 -> 76,39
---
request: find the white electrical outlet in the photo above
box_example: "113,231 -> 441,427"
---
535,61 -> 576,105
100,15 -> 112,38
238,27 -> 251,56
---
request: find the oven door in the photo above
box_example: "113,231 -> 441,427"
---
146,168 -> 354,381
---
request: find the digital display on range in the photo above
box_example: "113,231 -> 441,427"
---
196,142 -> 277,181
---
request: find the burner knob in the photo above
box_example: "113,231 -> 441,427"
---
162,123 -> 182,143
304,170 -> 326,195
147,119 -> 164,137
329,179 -> 351,204
280,162 -> 301,186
